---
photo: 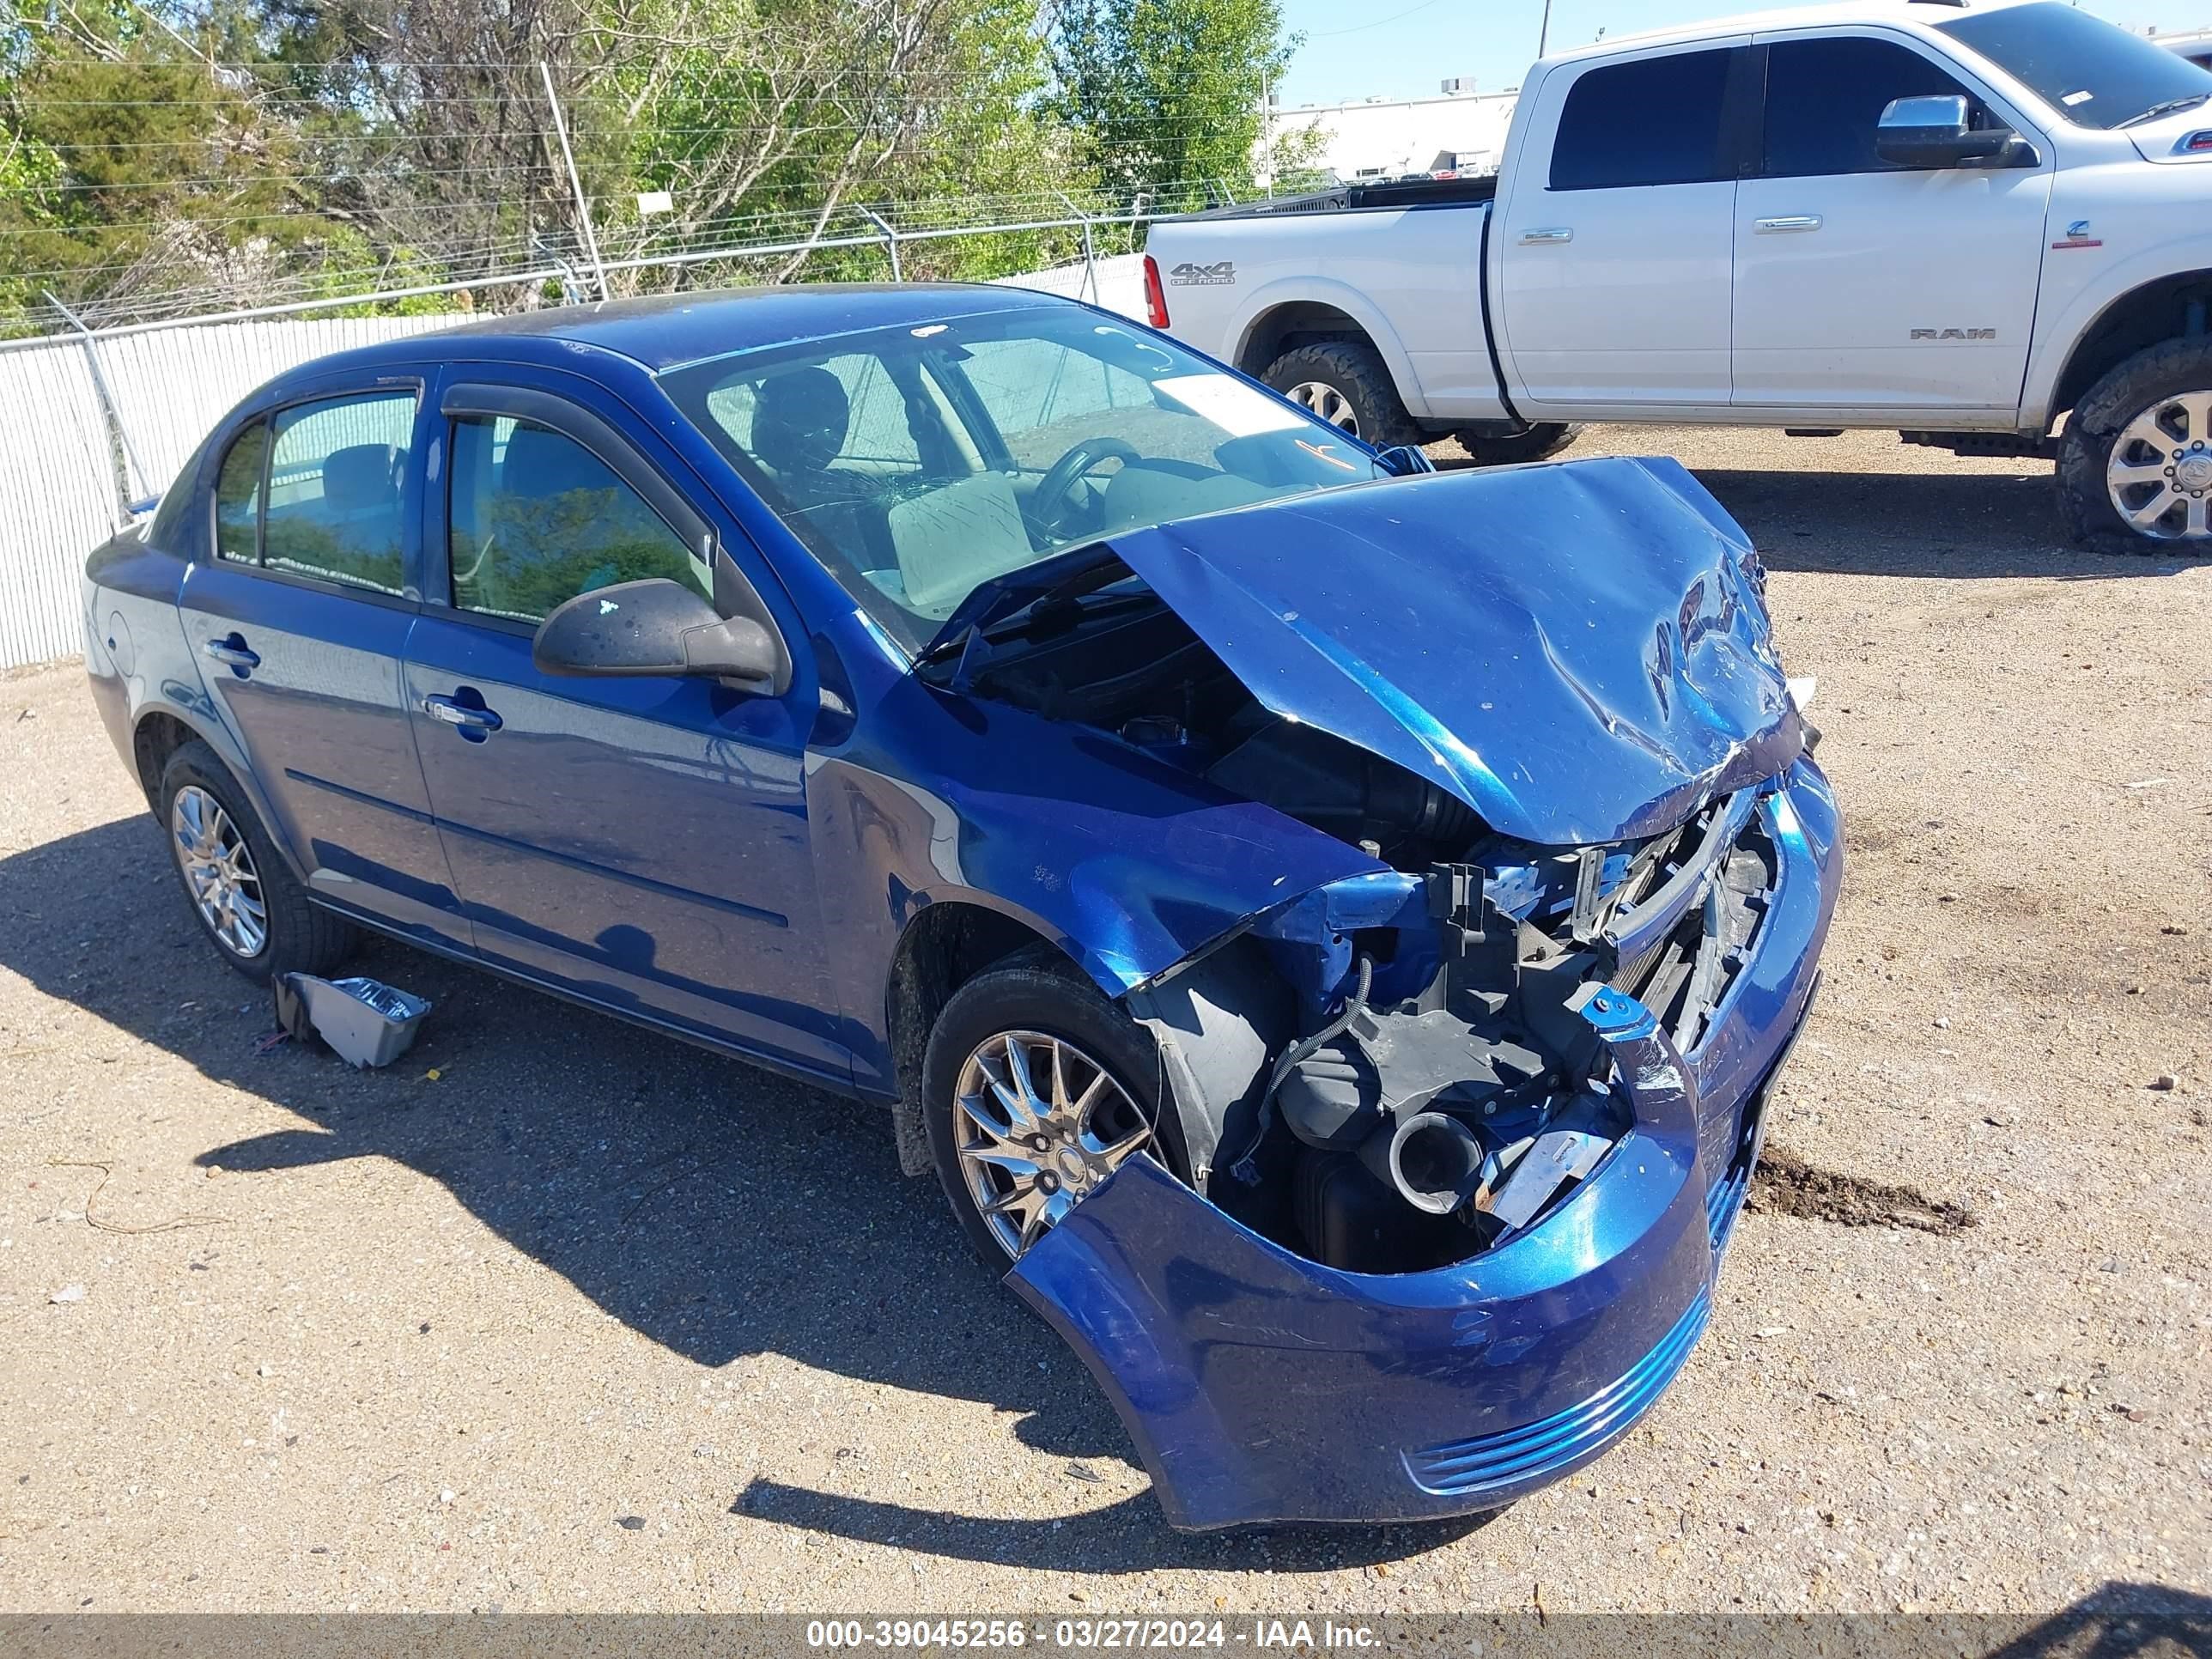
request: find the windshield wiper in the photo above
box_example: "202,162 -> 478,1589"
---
915,552 -> 1141,670
2120,93 -> 2212,128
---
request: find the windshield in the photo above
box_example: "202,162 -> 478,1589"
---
1937,3 -> 2212,130
660,306 -> 1388,653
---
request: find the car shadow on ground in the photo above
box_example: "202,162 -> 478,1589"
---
1433,450 -> 2209,581
0,813 -> 1485,1572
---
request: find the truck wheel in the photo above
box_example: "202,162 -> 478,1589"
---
1453,422 -> 1583,466
1262,342 -> 1424,448
2057,338 -> 2212,550
159,739 -> 356,983
922,949 -> 1184,1268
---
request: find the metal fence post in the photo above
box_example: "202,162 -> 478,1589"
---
859,208 -> 903,283
42,290 -> 143,524
539,62 -> 611,301
1055,192 -> 1099,303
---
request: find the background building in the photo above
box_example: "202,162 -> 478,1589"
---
1265,81 -> 1521,182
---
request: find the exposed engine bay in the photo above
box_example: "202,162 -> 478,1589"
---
934,575 -> 1784,1275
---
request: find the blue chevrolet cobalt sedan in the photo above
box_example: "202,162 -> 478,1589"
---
82,284 -> 1839,1530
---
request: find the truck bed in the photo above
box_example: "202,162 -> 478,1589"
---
1159,174 -> 1499,223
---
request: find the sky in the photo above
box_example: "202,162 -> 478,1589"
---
1270,0 -> 2212,106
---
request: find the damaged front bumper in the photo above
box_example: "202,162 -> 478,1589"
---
1007,758 -> 1840,1530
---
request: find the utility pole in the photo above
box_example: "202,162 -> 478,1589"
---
540,61 -> 610,301
1538,0 -> 1554,58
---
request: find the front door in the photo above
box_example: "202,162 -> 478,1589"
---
399,374 -> 847,1081
1730,33 -> 2052,411
176,380 -> 471,948
1495,42 -> 1749,410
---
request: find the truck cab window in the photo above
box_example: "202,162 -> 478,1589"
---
1549,48 -> 1735,190
1763,37 -> 1977,177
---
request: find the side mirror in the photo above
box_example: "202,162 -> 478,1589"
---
1373,444 -> 1436,477
532,578 -> 784,691
1875,94 -> 2028,169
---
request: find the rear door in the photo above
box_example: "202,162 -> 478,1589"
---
1494,42 -> 1753,410
399,371 -> 848,1081
1730,31 -> 2052,411
176,376 -> 471,948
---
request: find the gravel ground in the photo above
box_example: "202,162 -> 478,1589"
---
0,425 -> 2208,1619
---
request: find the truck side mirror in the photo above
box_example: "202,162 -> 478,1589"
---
1875,94 -> 2033,169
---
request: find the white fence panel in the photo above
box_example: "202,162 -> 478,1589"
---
94,313 -> 456,499
0,340 -> 123,669
990,252 -> 1149,322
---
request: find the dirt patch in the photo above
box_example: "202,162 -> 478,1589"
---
1748,1146 -> 1977,1235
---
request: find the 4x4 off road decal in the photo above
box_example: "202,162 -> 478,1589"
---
1167,260 -> 1236,287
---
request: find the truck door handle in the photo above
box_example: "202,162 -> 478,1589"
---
1753,215 -> 1824,233
422,692 -> 503,737
202,635 -> 259,672
1518,227 -> 1574,245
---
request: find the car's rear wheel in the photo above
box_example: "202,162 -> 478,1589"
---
1261,340 -> 1424,449
158,739 -> 356,984
923,951 -> 1180,1267
2057,337 -> 2212,550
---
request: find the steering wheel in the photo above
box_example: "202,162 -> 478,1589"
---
1031,436 -> 1143,539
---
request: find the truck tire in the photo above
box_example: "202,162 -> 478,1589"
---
2057,337 -> 2212,550
1262,342 -> 1424,449
1453,422 -> 1583,466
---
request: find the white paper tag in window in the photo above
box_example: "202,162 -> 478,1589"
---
1155,374 -> 1308,438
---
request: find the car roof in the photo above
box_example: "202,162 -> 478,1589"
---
265,282 -> 1069,387
1534,0 -> 2038,65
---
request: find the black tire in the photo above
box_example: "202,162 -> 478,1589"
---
922,949 -> 1183,1270
158,739 -> 356,984
1453,422 -> 1583,466
2057,337 -> 2212,553
1261,340 -> 1425,449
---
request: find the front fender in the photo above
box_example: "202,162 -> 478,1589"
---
2021,239 -> 2212,428
805,675 -> 1381,1091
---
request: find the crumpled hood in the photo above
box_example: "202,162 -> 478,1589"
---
1102,455 -> 1802,847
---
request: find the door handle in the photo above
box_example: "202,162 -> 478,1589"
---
202,635 -> 260,672
1753,215 -> 1824,233
1518,227 -> 1574,245
422,693 -> 503,735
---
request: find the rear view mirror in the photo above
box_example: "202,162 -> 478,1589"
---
1875,94 -> 2031,168
532,578 -> 784,691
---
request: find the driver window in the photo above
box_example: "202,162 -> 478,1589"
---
447,415 -> 710,624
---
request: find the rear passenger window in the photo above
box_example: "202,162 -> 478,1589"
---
1550,48 -> 1736,189
1761,38 -> 1976,177
446,416 -> 711,624
214,423 -> 267,565
263,392 -> 416,592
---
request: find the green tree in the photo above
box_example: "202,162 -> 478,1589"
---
1045,0 -> 1299,207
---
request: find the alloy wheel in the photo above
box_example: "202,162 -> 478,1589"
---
171,785 -> 267,957
1284,380 -> 1360,437
2106,390 -> 2212,540
952,1030 -> 1153,1258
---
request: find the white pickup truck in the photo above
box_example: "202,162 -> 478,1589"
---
1144,0 -> 2212,547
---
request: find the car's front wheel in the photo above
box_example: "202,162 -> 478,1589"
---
2057,337 -> 2212,550
158,739 -> 357,983
922,951 -> 1178,1267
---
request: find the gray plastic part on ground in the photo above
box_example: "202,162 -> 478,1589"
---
282,974 -> 433,1068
